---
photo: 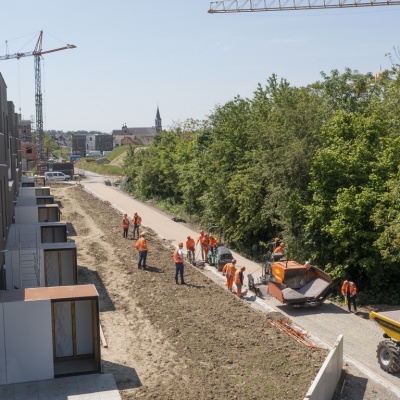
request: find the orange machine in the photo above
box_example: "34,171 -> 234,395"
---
267,260 -> 333,307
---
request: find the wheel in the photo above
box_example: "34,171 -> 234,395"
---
377,340 -> 400,373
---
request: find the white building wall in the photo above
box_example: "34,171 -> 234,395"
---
3,300 -> 54,384
86,135 -> 96,151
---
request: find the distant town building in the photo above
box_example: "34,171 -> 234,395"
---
71,134 -> 86,156
112,107 -> 162,147
71,133 -> 113,156
20,119 -> 33,142
19,119 -> 38,170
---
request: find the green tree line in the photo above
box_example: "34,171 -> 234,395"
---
123,67 -> 400,303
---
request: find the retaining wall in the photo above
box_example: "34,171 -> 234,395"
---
304,334 -> 343,400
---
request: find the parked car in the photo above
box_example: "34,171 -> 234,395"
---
44,171 -> 71,181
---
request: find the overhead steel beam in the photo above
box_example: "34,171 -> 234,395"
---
209,0 -> 400,12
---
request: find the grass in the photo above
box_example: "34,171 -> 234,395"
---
105,146 -> 127,162
76,158 -> 123,175
74,147 -> 129,175
52,147 -> 71,160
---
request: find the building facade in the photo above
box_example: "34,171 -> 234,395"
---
0,72 -> 22,288
112,107 -> 162,147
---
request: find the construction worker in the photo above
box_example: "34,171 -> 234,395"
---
174,242 -> 185,284
234,266 -> 246,298
209,234 -> 219,254
196,230 -> 206,260
186,236 -> 195,262
122,213 -> 130,239
341,280 -> 357,313
222,259 -> 237,292
273,242 -> 285,261
135,232 -> 148,269
131,212 -> 142,239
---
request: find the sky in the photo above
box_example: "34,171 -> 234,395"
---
0,1 -> 399,133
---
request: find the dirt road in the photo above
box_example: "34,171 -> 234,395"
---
52,181 -> 400,399
54,184 -> 327,399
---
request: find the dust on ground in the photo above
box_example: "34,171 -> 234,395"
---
53,183 -> 398,400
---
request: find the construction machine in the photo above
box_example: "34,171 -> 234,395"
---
248,240 -> 333,306
370,310 -> 400,374
206,226 -> 234,271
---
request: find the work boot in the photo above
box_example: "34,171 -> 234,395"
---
175,277 -> 178,284
181,280 -> 186,285
138,264 -> 141,269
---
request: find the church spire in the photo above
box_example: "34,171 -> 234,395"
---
155,107 -> 162,133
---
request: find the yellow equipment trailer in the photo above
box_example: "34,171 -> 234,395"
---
370,310 -> 400,373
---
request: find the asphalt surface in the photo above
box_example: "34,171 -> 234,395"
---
72,171 -> 400,397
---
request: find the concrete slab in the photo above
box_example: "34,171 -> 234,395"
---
0,373 -> 121,400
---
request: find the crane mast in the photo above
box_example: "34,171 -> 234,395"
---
0,30 -> 76,161
34,33 -> 44,161
209,0 -> 400,12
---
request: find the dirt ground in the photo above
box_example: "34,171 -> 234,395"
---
52,183 -> 398,400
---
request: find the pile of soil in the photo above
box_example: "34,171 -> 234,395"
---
54,184 -> 326,399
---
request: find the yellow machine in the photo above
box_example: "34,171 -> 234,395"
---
370,310 -> 400,373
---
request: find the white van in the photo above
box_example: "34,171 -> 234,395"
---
44,171 -> 71,181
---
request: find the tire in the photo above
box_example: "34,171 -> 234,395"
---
65,178 -> 70,181
377,340 -> 400,373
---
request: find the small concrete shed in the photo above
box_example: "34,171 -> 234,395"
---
0,284 -> 101,384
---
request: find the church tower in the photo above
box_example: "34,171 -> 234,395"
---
155,107 -> 162,133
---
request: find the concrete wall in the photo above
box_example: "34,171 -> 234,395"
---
17,187 -> 51,197
14,204 -> 59,224
0,72 -> 21,290
0,285 -> 101,384
304,334 -> 343,400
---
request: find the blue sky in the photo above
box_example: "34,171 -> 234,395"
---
0,1 -> 398,133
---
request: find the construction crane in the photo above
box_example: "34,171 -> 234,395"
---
209,0 -> 400,12
0,30 -> 76,161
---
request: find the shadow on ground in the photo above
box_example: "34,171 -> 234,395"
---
78,265 -> 115,312
101,359 -> 142,391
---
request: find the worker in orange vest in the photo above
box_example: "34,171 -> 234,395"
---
132,212 -> 142,239
135,232 -> 148,269
222,259 -> 237,292
234,266 -> 246,298
186,236 -> 195,262
209,234 -> 219,254
174,242 -> 185,284
122,213 -> 130,239
273,242 -> 285,261
341,280 -> 357,313
196,230 -> 206,260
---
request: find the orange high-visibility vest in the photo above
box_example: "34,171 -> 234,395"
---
209,236 -> 219,248
197,234 -> 204,245
186,238 -> 195,250
234,269 -> 243,285
135,238 -> 148,251
341,281 -> 357,296
174,248 -> 184,263
274,246 -> 284,256
122,217 -> 129,229
223,263 -> 236,277
132,215 -> 142,225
